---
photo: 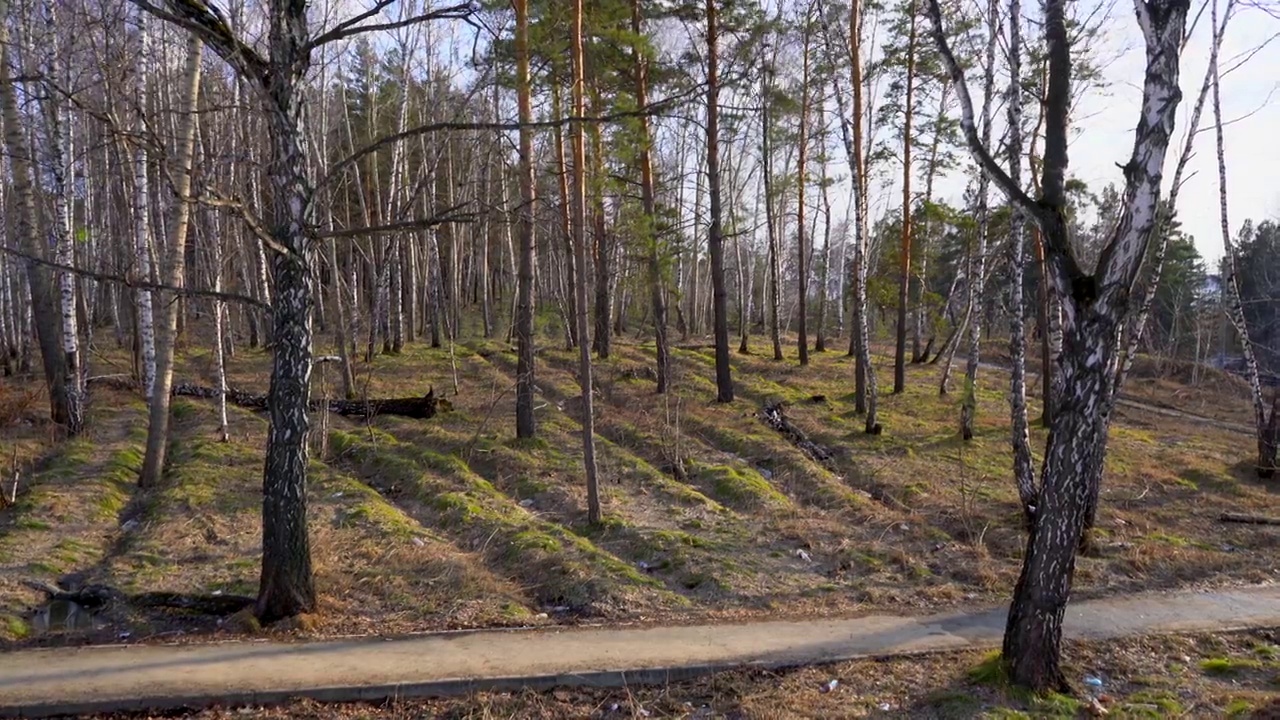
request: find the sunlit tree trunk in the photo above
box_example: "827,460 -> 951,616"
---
140,35 -> 204,488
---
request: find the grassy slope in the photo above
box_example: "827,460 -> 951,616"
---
0,336 -> 1275,644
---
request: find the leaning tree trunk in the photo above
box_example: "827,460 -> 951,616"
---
1209,2 -> 1276,478
514,0 -> 538,438
140,35 -> 204,489
706,0 -> 733,403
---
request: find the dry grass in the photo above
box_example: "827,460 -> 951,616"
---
88,628 -> 1280,718
1,335 -> 1276,645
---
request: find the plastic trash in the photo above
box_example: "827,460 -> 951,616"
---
411,537 -> 426,547
1083,675 -> 1103,689
820,679 -> 838,693
796,549 -> 813,563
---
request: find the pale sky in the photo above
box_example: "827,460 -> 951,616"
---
1048,0 -> 1280,265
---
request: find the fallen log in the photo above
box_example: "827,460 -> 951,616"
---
760,401 -> 835,466
88,376 -> 445,420
1218,512 -> 1280,526
22,580 -> 255,616
172,383 -> 446,420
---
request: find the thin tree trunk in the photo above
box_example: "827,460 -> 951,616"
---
571,0 -> 602,524
959,0 -> 995,441
131,12 -> 157,398
514,0 -> 538,438
796,13 -> 812,366
140,35 -> 204,488
894,0 -> 918,394
1209,0 -> 1276,477
632,0 -> 669,393
706,0 -> 733,402
761,55 -> 783,362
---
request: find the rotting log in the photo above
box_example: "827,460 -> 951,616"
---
88,376 -> 447,420
760,400 -> 835,466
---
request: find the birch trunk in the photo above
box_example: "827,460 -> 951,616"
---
1209,0 -> 1276,477
926,0 -> 1189,690
0,7 -> 76,425
959,0 -> 996,441
140,35 -> 204,488
133,13 -> 157,397
796,17 -> 812,366
40,16 -> 85,429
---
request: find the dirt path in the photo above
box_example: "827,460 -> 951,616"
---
2,585 -> 1277,718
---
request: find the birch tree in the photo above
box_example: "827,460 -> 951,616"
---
928,0 -> 1189,690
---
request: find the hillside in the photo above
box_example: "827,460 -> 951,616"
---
1,339 -> 1274,645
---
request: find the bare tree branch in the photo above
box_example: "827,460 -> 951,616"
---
923,0 -> 1039,217
317,202 -> 478,239
308,1 -> 477,49
130,0 -> 267,84
319,85 -> 704,189
0,245 -> 269,309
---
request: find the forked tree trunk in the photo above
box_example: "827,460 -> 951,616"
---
706,0 -> 733,403
140,35 -> 204,489
514,0 -> 538,438
928,0 -> 1187,691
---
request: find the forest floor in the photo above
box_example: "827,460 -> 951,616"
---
0,334 -> 1275,651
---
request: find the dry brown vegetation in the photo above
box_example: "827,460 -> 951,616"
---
1,337 -> 1276,647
